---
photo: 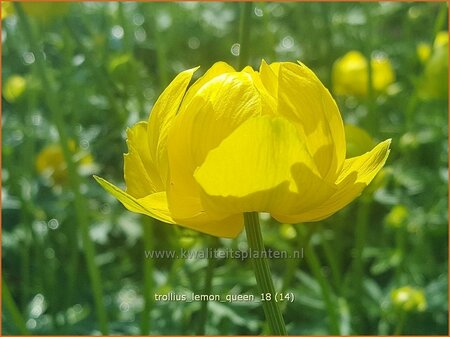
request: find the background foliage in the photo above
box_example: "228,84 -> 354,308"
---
2,2 -> 448,335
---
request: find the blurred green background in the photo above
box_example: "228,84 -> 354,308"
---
2,2 -> 448,335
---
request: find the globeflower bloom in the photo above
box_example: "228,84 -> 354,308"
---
37,141 -> 95,186
96,61 -> 390,238
3,75 -> 27,103
391,286 -> 427,312
418,31 -> 448,100
332,51 -> 395,97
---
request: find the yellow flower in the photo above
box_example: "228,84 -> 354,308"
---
36,141 -> 95,186
345,124 -> 388,195
3,75 -> 27,103
1,2 -> 14,20
418,31 -> 448,100
434,31 -> 448,49
391,286 -> 427,312
416,43 -> 431,63
345,124 -> 375,158
95,61 -> 391,238
385,205 -> 408,229
332,51 -> 395,97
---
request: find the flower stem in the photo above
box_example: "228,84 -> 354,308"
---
238,2 -> 253,70
2,279 -> 30,335
300,227 -> 340,335
141,218 -> 155,335
244,213 -> 287,335
318,224 -> 342,293
394,310 -> 407,335
353,199 -> 370,295
14,4 -> 109,334
363,4 -> 376,134
196,237 -> 219,335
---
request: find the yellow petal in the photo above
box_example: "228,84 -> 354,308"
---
277,62 -> 346,181
181,61 -> 235,109
259,59 -> 278,99
242,64 -> 277,115
194,116 -> 336,215
94,176 -> 242,238
94,175 -> 175,224
182,213 -> 244,238
147,67 -> 198,189
167,71 -> 262,223
274,139 -> 391,223
124,121 -> 159,197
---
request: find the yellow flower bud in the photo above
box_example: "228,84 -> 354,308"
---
416,43 -> 431,63
419,31 -> 448,100
332,51 -> 395,97
179,235 -> 197,249
96,61 -> 390,238
1,2 -> 14,20
3,75 -> 27,103
279,224 -> 297,240
391,286 -> 427,312
434,31 -> 448,49
345,124 -> 375,158
108,54 -> 137,84
385,205 -> 408,229
36,141 -> 94,186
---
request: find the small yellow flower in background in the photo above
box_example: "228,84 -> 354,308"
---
385,205 -> 408,229
95,61 -> 391,238
434,31 -> 448,49
416,32 -> 447,64
345,124 -> 375,158
36,141 -> 95,186
416,43 -> 431,64
279,224 -> 297,240
345,124 -> 388,195
1,2 -> 14,20
179,234 -> 198,249
3,75 -> 27,103
332,51 -> 395,97
418,31 -> 448,100
108,54 -> 138,84
391,286 -> 427,312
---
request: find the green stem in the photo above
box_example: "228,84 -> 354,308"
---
319,225 -> 342,293
353,199 -> 370,298
300,227 -> 340,335
261,2 -> 275,61
65,16 -> 126,126
141,3 -> 169,89
196,238 -> 219,335
394,226 -> 407,283
118,2 -> 132,51
141,218 -> 155,335
59,24 -> 81,316
394,310 -> 407,335
363,4 -> 376,133
280,229 -> 310,314
2,279 -> 30,335
14,4 -> 109,334
244,213 -> 287,335
349,198 -> 371,333
238,2 -> 253,70
433,2 -> 448,37
320,3 -> 334,87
